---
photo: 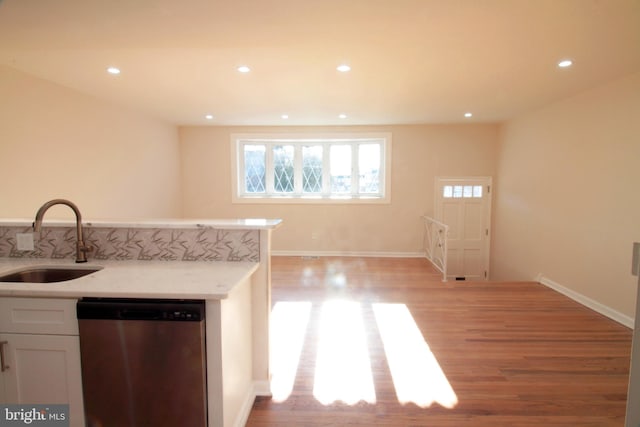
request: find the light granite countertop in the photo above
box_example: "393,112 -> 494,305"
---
0,218 -> 282,230
0,258 -> 258,300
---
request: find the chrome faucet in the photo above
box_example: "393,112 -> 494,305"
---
33,199 -> 91,263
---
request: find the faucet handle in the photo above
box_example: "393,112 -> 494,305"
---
75,242 -> 92,263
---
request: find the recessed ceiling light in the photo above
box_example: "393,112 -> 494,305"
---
337,64 -> 351,72
558,59 -> 573,68
237,65 -> 251,73
281,114 -> 289,119
338,114 -> 347,119
464,112 -> 473,118
205,114 -> 214,120
106,67 -> 121,75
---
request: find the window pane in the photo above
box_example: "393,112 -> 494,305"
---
463,185 -> 473,198
330,145 -> 351,193
453,185 -> 463,198
358,144 -> 380,193
244,145 -> 265,193
236,135 -> 388,201
473,185 -> 483,198
302,145 -> 323,193
443,186 -> 453,198
273,145 -> 295,193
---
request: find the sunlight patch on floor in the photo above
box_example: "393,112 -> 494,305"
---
313,300 -> 376,405
270,301 -> 312,402
372,303 -> 458,409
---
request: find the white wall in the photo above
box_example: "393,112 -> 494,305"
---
3,60 -> 637,323
0,65 -> 182,219
492,72 -> 640,319
179,124 -> 499,255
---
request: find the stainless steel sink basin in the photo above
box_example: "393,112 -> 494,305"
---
0,266 -> 103,283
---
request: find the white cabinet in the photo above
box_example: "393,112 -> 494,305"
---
0,298 -> 84,427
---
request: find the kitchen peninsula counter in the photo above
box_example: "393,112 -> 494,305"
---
0,217 -> 282,427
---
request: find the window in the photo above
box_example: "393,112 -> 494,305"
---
232,133 -> 391,203
442,185 -> 483,198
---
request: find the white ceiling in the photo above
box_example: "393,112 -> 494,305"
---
1,0 -> 639,126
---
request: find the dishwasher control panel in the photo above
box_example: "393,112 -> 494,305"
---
77,298 -> 205,322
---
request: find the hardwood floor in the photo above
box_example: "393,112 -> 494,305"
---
245,256 -> 632,426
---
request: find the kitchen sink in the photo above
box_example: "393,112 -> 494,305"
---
0,266 -> 103,283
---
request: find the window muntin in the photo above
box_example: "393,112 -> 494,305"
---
234,134 -> 389,202
244,145 -> 266,194
302,145 -> 323,194
273,145 -> 295,193
443,185 -> 483,199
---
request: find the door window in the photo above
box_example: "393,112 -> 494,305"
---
443,185 -> 483,199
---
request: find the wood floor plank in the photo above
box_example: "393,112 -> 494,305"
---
246,256 -> 632,426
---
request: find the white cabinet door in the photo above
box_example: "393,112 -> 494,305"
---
0,343 -> 6,403
0,333 -> 85,427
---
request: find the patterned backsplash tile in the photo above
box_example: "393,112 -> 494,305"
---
0,225 -> 260,262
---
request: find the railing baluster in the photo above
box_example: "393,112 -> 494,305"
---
422,216 -> 449,282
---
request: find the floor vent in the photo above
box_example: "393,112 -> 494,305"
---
455,277 -> 466,281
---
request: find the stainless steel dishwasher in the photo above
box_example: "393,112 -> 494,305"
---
77,298 -> 207,427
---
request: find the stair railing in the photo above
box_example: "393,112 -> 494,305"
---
422,215 -> 449,282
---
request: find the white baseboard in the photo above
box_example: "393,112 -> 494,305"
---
233,381 -> 271,427
536,274 -> 634,329
232,387 -> 255,427
272,250 -> 426,258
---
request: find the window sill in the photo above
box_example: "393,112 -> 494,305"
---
232,195 -> 390,205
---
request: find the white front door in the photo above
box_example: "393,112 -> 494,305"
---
435,177 -> 492,280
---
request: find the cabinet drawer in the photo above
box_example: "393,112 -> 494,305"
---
0,298 -> 79,335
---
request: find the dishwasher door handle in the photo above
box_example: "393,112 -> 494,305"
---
0,341 -> 8,372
